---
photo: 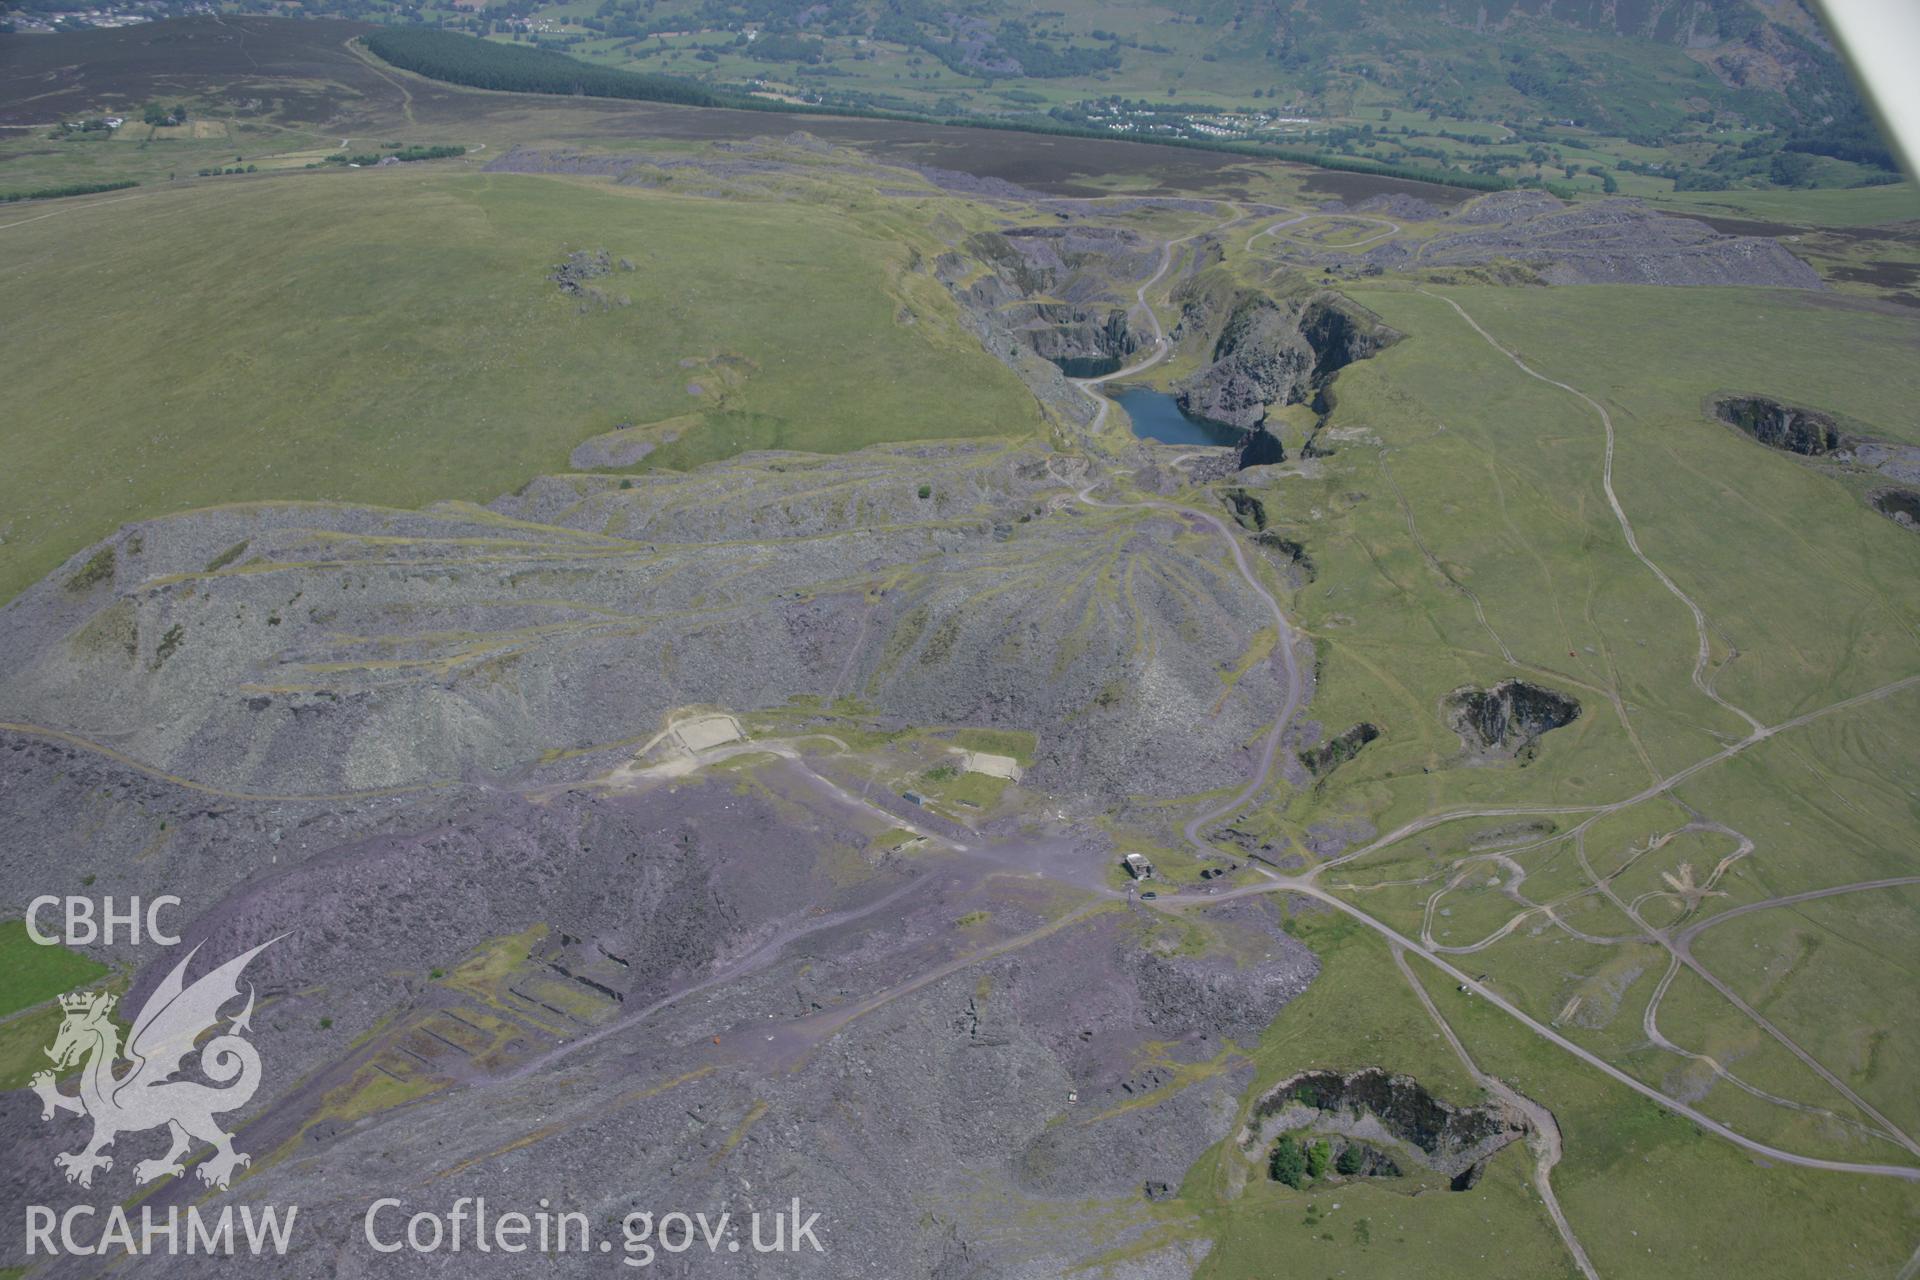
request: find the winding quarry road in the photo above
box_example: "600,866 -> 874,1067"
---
1062,208 -> 1309,865
1392,943 -> 1599,1280
1424,289 -> 1920,1158
1417,289 -> 1766,737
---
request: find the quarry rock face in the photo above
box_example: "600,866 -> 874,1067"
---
1703,395 -> 1920,540
939,217 -> 1397,449
1177,293 -> 1398,432
1251,1067 -> 1526,1180
934,224 -> 1169,428
1178,296 -> 1313,430
1871,487 -> 1920,530
1446,680 -> 1581,759
1705,396 -> 1920,528
962,224 -> 1159,301
1714,394 -> 1842,456
1237,424 -> 1287,467
1017,302 -> 1139,376
1300,722 -> 1381,778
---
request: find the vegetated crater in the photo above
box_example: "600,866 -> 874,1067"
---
1446,680 -> 1580,762
1248,1067 -> 1526,1190
1869,487 -> 1920,531
1711,394 -> 1842,457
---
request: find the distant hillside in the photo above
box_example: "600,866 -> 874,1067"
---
4,0 -> 1896,192
5,0 -> 1861,130
1238,0 -> 1867,129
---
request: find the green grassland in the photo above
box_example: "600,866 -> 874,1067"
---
1689,884 -> 1920,1137
1162,905 -> 1920,1279
1646,183 -> 1920,227
0,921 -> 112,1092
0,919 -> 109,1016
0,1004 -> 78,1093
1185,266 -> 1920,1272
1175,910 -> 1580,1279
1409,947 -> 1920,1278
1262,282 -> 1920,847
0,164 -> 1039,600
0,117 -> 352,193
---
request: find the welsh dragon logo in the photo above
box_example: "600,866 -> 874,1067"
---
32,938 -> 278,1191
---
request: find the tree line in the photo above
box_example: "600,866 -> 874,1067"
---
364,27 -> 727,107
1,179 -> 139,204
362,28 -> 1508,193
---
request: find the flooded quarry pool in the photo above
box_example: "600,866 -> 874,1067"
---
1107,385 -> 1244,447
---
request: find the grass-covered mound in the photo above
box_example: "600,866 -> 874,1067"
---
0,169 -> 1037,601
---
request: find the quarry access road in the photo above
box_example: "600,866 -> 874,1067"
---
1391,944 -> 1599,1280
1065,207 -> 1310,867
1361,286 -> 1920,1159
1674,875 -> 1920,948
0,191 -> 150,231
1246,209 -> 1401,255
1308,669 -> 1920,879
1087,851 -> 1920,1183
1656,875 -> 1920,1156
1073,475 -> 1306,869
1073,215 -> 1214,432
499,870 -> 935,1084
1201,868 -> 1920,1180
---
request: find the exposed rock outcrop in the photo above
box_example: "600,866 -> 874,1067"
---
962,225 -> 1157,301
1268,1133 -> 1403,1186
549,246 -> 614,294
1851,440 -> 1920,486
935,224 -> 1162,426
1707,397 -> 1920,491
1300,296 -> 1388,388
1446,680 -> 1580,760
1255,531 -> 1315,581
1221,488 -> 1269,532
1713,394 -> 1841,456
1015,303 -> 1138,376
1238,425 -> 1286,467
1336,1140 -> 1403,1178
1175,293 -> 1398,432
1176,296 -> 1312,431
1300,722 -> 1380,778
1870,487 -> 1920,531
1221,490 -> 1314,577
